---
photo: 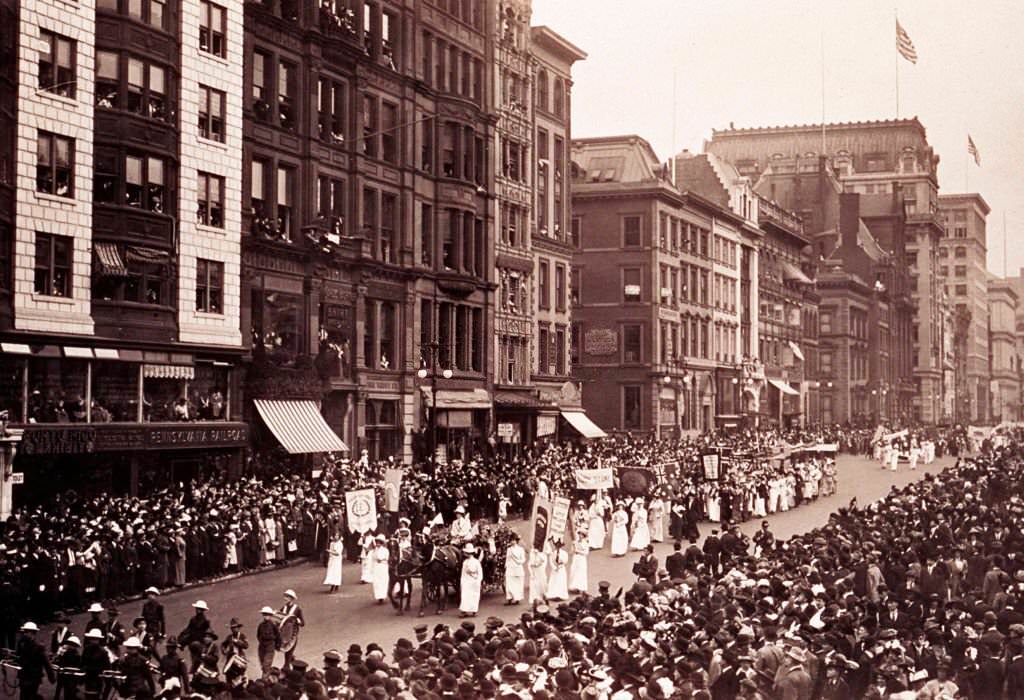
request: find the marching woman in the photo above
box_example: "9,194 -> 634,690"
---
568,535 -> 589,594
504,533 -> 526,606
359,531 -> 375,584
588,494 -> 607,550
322,532 -> 343,593
370,535 -> 389,604
458,543 -> 482,617
629,498 -> 650,551
610,503 -> 629,557
528,546 -> 548,604
648,494 -> 665,543
546,539 -> 569,601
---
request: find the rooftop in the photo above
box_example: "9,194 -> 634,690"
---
712,117 -> 927,139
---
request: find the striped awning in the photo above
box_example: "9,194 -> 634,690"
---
769,378 -> 800,396
782,261 -> 813,284
561,411 -> 607,439
788,341 -> 805,362
144,364 -> 195,380
94,242 -> 128,277
254,399 -> 349,454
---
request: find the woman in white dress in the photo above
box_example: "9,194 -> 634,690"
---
459,544 -> 482,617
504,533 -> 526,605
610,504 -> 629,557
370,535 -> 389,603
568,536 -> 588,593
262,516 -> 278,563
648,496 -> 665,543
588,497 -> 607,551
546,540 -> 569,601
528,547 -> 548,604
323,533 -> 344,592
629,499 -> 650,551
888,441 -> 900,471
359,532 -> 375,584
706,485 -> 721,523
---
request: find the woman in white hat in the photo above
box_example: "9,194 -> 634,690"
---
610,502 -> 629,557
546,539 -> 569,601
323,530 -> 344,592
459,543 -> 482,617
629,497 -> 650,551
371,535 -> 390,604
359,530 -> 376,584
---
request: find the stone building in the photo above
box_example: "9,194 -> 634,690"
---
987,276 -> 1019,422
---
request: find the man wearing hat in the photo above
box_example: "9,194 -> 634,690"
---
84,603 -> 105,636
53,634 -> 83,700
773,647 -> 812,700
120,637 -> 156,700
256,607 -> 281,679
81,629 -> 110,700
17,622 -> 54,700
221,619 -> 249,672
157,637 -> 190,695
51,611 -> 73,655
142,587 -> 166,638
177,601 -> 211,668
102,605 -> 127,654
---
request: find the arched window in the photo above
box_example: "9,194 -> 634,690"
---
553,78 -> 564,117
536,69 -> 548,111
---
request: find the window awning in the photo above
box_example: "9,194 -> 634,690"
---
1,342 -> 32,354
64,346 -> 94,358
420,387 -> 492,410
768,378 -> 800,396
144,364 -> 196,380
788,341 -> 805,362
561,410 -> 607,439
94,242 -> 129,277
254,399 -> 349,454
782,261 -> 813,284
126,246 -> 171,264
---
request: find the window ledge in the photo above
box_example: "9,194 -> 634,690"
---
36,90 -> 80,109
198,51 -> 231,68
197,136 -> 229,150
196,224 -> 227,236
34,191 -> 76,206
194,310 -> 225,319
31,292 -> 76,305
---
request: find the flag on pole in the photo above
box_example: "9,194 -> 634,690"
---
968,135 -> 980,166
896,19 -> 918,64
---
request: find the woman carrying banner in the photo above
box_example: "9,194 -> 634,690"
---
610,503 -> 629,557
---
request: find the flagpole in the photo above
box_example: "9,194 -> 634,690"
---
820,27 -> 826,154
965,132 -> 969,192
1004,211 -> 1008,278
895,8 -> 900,119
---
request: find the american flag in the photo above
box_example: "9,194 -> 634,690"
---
968,135 -> 980,166
896,19 -> 918,64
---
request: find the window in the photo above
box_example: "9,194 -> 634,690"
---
317,78 -> 346,144
555,327 -> 566,375
538,259 -> 550,309
622,215 -> 641,247
125,155 -> 165,212
317,175 -> 345,224
955,285 -> 967,296
199,1 -> 226,57
253,289 -> 303,362
34,233 -> 72,297
278,61 -> 296,130
38,31 -> 75,98
623,385 -> 642,429
197,172 -> 224,228
362,94 -> 379,158
538,326 -> 549,374
954,265 -> 966,277
381,102 -> 398,163
127,58 -> 168,121
380,192 -> 397,263
198,85 -> 225,142
194,256 -> 223,311
820,351 -> 832,374
939,266 -> 948,277
420,203 -> 433,266
251,158 -> 266,220
363,299 -> 398,369
95,50 -> 119,108
252,51 -> 268,107
93,150 -> 118,204
623,268 -> 641,302
939,247 -> 948,257
623,324 -> 641,363
570,217 -> 581,248
954,227 -> 967,239
954,246 -> 967,258
536,69 -> 547,110
93,245 -> 170,306
555,264 -> 566,311
36,132 -> 74,197
553,78 -> 564,117
420,114 -> 433,172
276,166 -> 294,239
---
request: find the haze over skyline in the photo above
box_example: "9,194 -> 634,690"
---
532,0 -> 1024,276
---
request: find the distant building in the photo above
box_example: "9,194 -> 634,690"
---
987,277 -> 1019,422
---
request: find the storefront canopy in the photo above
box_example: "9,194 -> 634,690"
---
782,261 -> 813,284
788,341 -> 805,362
94,242 -> 129,277
768,378 -> 800,396
419,387 -> 492,410
254,399 -> 348,454
561,410 -> 607,439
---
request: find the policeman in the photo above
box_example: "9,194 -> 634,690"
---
15,621 -> 55,700
141,588 -> 165,638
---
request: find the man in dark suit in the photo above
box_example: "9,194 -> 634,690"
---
141,587 -> 165,638
665,541 -> 687,580
703,529 -> 722,576
632,545 -> 658,585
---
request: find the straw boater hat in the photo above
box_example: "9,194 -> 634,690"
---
463,543 -> 477,554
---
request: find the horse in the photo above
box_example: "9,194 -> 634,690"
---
418,544 -> 462,616
387,543 -> 420,616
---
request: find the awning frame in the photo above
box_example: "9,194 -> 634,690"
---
768,378 -> 800,396
788,341 -> 805,362
254,399 -> 349,454
561,410 -> 607,439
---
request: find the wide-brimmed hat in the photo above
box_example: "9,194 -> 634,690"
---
20,622 -> 39,632
463,543 -> 477,554
192,600 -> 209,611
284,589 -> 297,600
260,606 -> 275,615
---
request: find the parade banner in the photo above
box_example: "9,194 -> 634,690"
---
549,496 -> 571,540
345,488 -> 378,533
617,466 -> 654,495
882,429 -> 908,442
701,452 -> 721,481
529,496 -> 551,551
574,467 -> 613,490
383,468 -> 402,512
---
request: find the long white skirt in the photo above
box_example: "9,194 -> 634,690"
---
360,552 -> 374,583
588,516 -> 606,550
568,553 -> 588,593
547,566 -> 569,601
610,525 -> 629,556
505,573 -> 524,602
323,551 -> 343,587
630,522 -> 650,550
371,560 -> 388,600
529,566 -> 548,603
460,575 -> 481,613
649,513 -> 665,543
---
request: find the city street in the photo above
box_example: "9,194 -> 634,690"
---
56,452 -> 955,663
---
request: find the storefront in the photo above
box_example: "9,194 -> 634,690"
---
420,387 -> 490,464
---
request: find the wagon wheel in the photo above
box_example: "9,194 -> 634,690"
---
423,579 -> 441,603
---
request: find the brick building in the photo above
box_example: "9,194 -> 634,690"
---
987,276 -> 1019,422
0,0 -> 249,508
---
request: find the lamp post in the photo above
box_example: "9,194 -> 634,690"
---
661,356 -> 689,437
418,344 -> 453,468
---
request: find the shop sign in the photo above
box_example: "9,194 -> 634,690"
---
20,423 -> 249,455
537,415 -> 557,437
147,425 -> 249,448
10,473 -> 24,485
584,328 -> 618,356
497,422 -> 515,438
21,427 -> 96,455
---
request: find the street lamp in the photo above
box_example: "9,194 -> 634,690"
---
418,342 -> 453,467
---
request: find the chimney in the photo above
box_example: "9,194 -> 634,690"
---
839,192 -> 861,250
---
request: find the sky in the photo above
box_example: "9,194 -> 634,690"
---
531,0 -> 1024,277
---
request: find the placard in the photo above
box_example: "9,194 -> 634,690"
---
530,496 -> 551,551
345,488 -> 378,534
384,468 -> 402,512
549,496 -> 571,541
701,452 -> 720,481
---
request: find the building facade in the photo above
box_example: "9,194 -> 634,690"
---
0,0 -> 249,508
706,119 -> 935,423
937,193 -> 990,423
987,277 -> 1019,422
